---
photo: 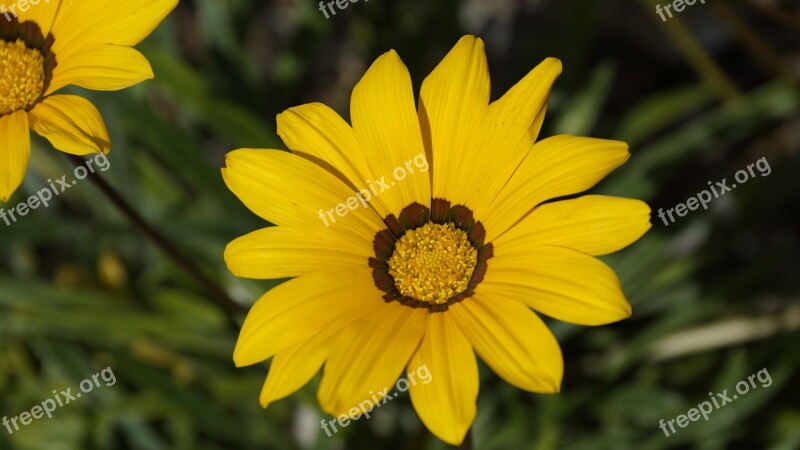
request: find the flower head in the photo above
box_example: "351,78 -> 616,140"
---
0,0 -> 177,201
223,36 -> 651,445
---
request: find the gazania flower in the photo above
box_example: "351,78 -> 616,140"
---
223,36 -> 650,445
0,0 -> 177,200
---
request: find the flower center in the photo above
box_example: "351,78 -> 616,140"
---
388,222 -> 478,305
371,201 -> 493,312
0,39 -> 45,115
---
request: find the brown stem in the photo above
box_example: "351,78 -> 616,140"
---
67,154 -> 246,319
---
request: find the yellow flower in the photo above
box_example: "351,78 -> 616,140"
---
0,0 -> 177,201
223,36 -> 651,445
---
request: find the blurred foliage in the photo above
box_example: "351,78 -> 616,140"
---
1,0 -> 799,449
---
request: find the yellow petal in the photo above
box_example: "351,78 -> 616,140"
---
27,95 -> 111,155
453,58 -> 561,213
530,105 -> 547,138
0,110 -> 30,202
450,295 -> 563,393
480,245 -> 631,326
317,302 -> 428,417
221,149 -> 384,250
49,0 -> 177,62
259,325 -> 341,408
496,195 -> 651,256
15,0 -> 60,35
408,313 -> 478,446
47,45 -> 154,95
276,103 -> 393,217
224,226 -> 370,279
483,135 -> 630,241
418,35 -> 490,201
489,57 -> 560,143
233,268 -> 379,367
350,50 -> 430,217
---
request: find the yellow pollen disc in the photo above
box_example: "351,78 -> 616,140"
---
0,39 -> 45,115
388,222 -> 478,305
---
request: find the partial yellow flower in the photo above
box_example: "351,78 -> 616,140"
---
0,0 -> 178,201
223,36 -> 651,445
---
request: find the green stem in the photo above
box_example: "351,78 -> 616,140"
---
67,154 -> 246,320
640,0 -> 740,102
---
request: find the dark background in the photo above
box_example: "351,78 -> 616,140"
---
1,0 -> 799,448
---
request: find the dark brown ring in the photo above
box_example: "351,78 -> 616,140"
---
1,18 -> 57,111
370,199 -> 494,313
